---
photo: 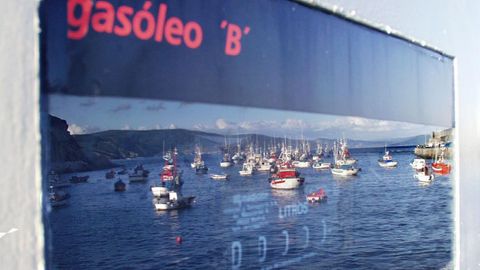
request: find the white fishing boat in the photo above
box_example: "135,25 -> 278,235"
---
378,149 -> 398,168
220,137 -> 233,167
257,160 -> 271,171
335,159 -> 357,166
414,171 -> 435,182
210,174 -> 229,180
331,166 -> 359,177
269,165 -> 304,189
152,187 -> 195,211
191,145 -> 205,168
312,162 -> 331,170
292,160 -> 311,168
239,162 -> 254,176
410,159 -> 426,170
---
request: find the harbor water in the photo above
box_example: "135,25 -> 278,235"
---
48,149 -> 452,269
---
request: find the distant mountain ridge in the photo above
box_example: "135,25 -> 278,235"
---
73,128 -> 428,160
49,114 -> 429,172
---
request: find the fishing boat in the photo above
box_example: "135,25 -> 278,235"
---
312,162 -> 332,170
292,160 -> 311,168
414,171 -> 435,183
331,165 -> 360,177
210,174 -> 229,180
220,153 -> 232,168
114,179 -> 126,192
239,162 -> 255,176
69,175 -> 89,183
257,160 -> 271,172
49,186 -> 70,207
306,188 -> 327,203
269,163 -> 305,189
378,149 -> 398,168
129,164 -> 149,182
117,167 -> 128,175
432,148 -> 451,174
155,148 -> 183,192
152,187 -> 195,211
334,139 -> 357,166
191,145 -> 205,168
48,171 -> 70,188
105,169 -> 116,179
220,137 -> 233,168
410,159 -> 426,170
195,163 -> 208,174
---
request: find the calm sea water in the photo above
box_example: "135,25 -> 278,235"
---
48,149 -> 452,269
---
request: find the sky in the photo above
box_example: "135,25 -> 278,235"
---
49,94 -> 445,141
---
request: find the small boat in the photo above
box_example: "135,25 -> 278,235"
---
307,188 -> 327,203
432,148 -> 451,175
48,171 -> 71,188
292,160 -> 311,168
220,161 -> 232,168
220,153 -> 232,168
256,160 -> 271,172
410,159 -> 426,170
49,187 -> 70,207
269,164 -> 304,189
195,164 -> 208,174
312,162 -> 332,170
331,166 -> 359,177
117,167 -> 128,175
378,150 -> 398,168
210,174 -> 229,180
114,179 -> 126,192
155,148 -> 183,191
129,165 -> 149,182
415,171 -> 435,182
152,187 -> 195,211
105,169 -> 116,179
239,163 -> 254,176
69,175 -> 89,183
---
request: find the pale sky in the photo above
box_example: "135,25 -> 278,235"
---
49,94 -> 445,141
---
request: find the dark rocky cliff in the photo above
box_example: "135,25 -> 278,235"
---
49,115 -> 113,173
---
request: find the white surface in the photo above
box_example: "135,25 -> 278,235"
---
0,1 -> 43,269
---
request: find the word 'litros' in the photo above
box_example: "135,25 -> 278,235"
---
68,0 -> 203,49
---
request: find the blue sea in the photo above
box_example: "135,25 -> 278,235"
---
48,149 -> 452,269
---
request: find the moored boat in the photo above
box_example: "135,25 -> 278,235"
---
432,148 -> 451,175
114,179 -> 126,192
307,188 -> 327,203
105,169 -> 116,179
69,175 -> 89,183
378,149 -> 398,168
269,164 -> 304,189
239,162 -> 254,176
410,159 -> 426,170
414,171 -> 435,182
313,162 -> 332,170
129,165 -> 149,182
152,187 -> 195,211
292,160 -> 311,168
331,166 -> 359,177
210,174 -> 229,180
49,186 -> 70,207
